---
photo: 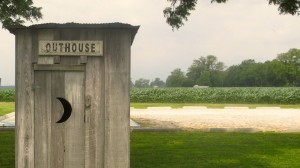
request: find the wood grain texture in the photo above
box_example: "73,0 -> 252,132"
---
31,29 -> 39,64
34,71 -> 51,168
37,30 -> 55,64
34,64 -> 85,71
50,71 -> 65,168
59,29 -> 81,65
64,71 -> 85,168
104,30 -> 131,168
15,29 -> 35,168
84,29 -> 105,168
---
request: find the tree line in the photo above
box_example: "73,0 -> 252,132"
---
133,48 -> 300,88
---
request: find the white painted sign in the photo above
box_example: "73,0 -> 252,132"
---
39,41 -> 103,56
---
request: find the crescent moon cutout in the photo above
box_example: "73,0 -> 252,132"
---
56,97 -> 72,123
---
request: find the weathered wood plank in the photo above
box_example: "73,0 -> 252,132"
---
64,71 -> 85,168
34,64 -> 85,71
34,71 -> 51,168
31,29 -> 39,64
104,30 -> 131,168
84,29 -> 105,168
15,29 -> 35,168
37,30 -> 55,64
59,29 -> 81,64
50,71 -> 65,168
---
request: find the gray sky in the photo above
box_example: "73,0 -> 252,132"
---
0,0 -> 299,85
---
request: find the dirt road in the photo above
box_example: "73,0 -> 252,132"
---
131,107 -> 300,132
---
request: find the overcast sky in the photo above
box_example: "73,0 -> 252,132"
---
0,0 -> 299,85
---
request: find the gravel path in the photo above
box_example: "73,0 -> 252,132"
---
130,107 -> 300,132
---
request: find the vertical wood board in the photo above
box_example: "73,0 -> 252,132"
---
64,71 -> 85,168
37,30 -> 55,64
83,29 -> 105,168
50,71 -> 65,168
104,30 -> 131,168
34,71 -> 52,168
15,29 -> 35,168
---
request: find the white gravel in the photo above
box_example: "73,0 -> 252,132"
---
130,107 -> 300,132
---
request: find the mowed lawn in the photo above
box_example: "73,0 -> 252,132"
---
1,131 -> 300,168
0,102 -> 14,116
131,132 -> 300,168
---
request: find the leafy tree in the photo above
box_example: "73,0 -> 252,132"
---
166,68 -> 187,87
186,55 -> 225,86
150,78 -> 166,87
263,60 -> 289,86
0,0 -> 42,29
165,0 -> 300,29
225,59 -> 266,87
224,57 -> 298,87
276,48 -> 300,86
134,78 -> 150,88
223,65 -> 240,87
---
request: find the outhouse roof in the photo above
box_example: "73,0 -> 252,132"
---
8,22 -> 140,43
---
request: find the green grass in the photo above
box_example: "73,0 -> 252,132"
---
131,132 -> 300,168
0,131 -> 14,168
0,102 -> 15,116
1,131 -> 300,168
131,103 -> 300,109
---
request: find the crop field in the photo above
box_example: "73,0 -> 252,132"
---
131,87 -> 300,104
1,87 -> 300,104
0,90 -> 15,102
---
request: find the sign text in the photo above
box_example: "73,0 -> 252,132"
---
39,41 -> 103,56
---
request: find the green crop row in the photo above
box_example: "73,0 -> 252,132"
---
1,88 -> 300,104
130,87 -> 300,104
0,90 -> 15,102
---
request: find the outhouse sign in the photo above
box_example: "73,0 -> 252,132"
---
39,41 -> 103,56
9,23 -> 139,168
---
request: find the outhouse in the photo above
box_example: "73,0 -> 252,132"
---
9,23 -> 139,168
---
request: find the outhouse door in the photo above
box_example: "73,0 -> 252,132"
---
33,64 -> 85,168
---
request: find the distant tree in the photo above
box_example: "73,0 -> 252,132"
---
150,78 -> 166,87
276,48 -> 300,86
263,60 -> 289,86
134,78 -> 150,88
223,65 -> 240,87
224,56 -> 299,87
0,0 -> 42,29
165,0 -> 300,29
277,48 -> 300,63
224,59 -> 265,87
166,68 -> 187,87
187,55 -> 225,86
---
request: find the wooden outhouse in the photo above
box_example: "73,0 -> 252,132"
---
9,23 -> 139,168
